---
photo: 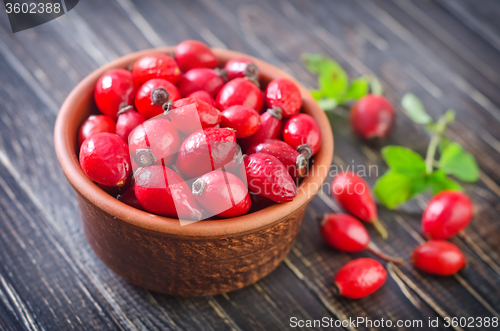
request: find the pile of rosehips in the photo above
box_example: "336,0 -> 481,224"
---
320,172 -> 472,299
78,40 -> 322,220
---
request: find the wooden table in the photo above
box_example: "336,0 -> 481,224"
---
1,0 -> 499,330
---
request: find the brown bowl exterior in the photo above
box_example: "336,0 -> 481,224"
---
55,47 -> 334,296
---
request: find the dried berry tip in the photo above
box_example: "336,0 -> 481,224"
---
192,178 -> 207,195
151,87 -> 170,105
135,149 -> 156,167
267,107 -> 283,120
297,144 -> 313,160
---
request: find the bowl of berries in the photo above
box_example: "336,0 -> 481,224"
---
55,40 -> 334,296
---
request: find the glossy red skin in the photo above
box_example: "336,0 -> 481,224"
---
174,40 -> 218,72
334,258 -> 387,299
78,115 -> 116,147
94,69 -> 136,120
118,186 -> 145,211
220,105 -> 261,138
134,165 -> 202,219
244,153 -> 297,203
332,172 -> 378,223
187,90 -> 216,107
79,133 -> 131,187
135,78 -> 181,119
176,128 -> 237,179
411,240 -> 466,276
216,78 -> 263,113
132,53 -> 181,86
238,109 -> 282,152
350,94 -> 395,140
169,98 -> 221,134
246,139 -> 302,179
224,58 -> 258,80
283,114 -> 321,155
320,214 -> 370,252
194,171 -> 251,218
116,109 -> 146,142
128,119 -> 180,167
177,68 -> 226,98
265,78 -> 302,117
422,190 -> 473,240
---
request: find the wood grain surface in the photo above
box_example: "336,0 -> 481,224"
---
0,0 -> 499,330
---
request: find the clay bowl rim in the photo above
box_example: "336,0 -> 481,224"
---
54,47 -> 334,239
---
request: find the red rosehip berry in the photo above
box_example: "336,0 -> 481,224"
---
265,78 -> 302,117
118,186 -> 145,211
422,190 -> 473,240
283,114 -> 321,156
246,139 -> 311,179
115,108 -> 146,142
176,128 -> 237,179
94,69 -> 136,120
320,213 -> 402,263
332,172 -> 388,239
334,258 -> 387,299
224,58 -> 259,81
168,97 -> 221,134
244,153 -> 297,203
411,240 -> 466,276
174,40 -> 218,72
238,107 -> 282,152
135,78 -> 181,119
220,105 -> 261,138
177,68 -> 227,98
187,90 -> 216,107
134,165 -> 202,220
78,115 -> 116,147
132,53 -> 181,86
79,133 -> 131,187
350,94 -> 395,140
192,171 -> 251,218
128,119 -> 181,168
216,78 -> 263,112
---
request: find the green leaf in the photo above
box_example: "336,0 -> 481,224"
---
370,76 -> 383,95
381,146 -> 426,176
340,77 -> 369,102
310,90 -> 323,100
318,62 -> 349,99
439,142 -> 479,182
374,170 -> 426,209
438,136 -> 453,154
401,93 -> 433,124
443,109 -> 456,123
428,170 -> 463,194
302,54 -> 326,74
317,98 -> 338,111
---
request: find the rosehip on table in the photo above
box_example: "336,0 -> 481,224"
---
132,53 -> 181,86
176,128 -> 237,179
135,165 -> 202,219
411,240 -> 466,276
192,171 -> 251,218
334,258 -> 387,299
78,115 -> 116,147
79,133 -> 131,187
224,58 -> 259,81
350,94 -> 395,140
177,68 -> 227,98
94,69 -> 136,120
320,213 -> 402,263
115,108 -> 146,142
332,172 -> 388,239
422,190 -> 473,240
128,119 -> 180,168
220,105 -> 261,138
187,90 -> 216,107
265,78 -> 302,117
135,78 -> 181,119
283,114 -> 321,156
168,97 -> 221,134
238,107 -> 282,152
246,139 -> 311,180
244,153 -> 297,203
216,77 -> 263,112
174,40 -> 218,72
118,186 -> 145,211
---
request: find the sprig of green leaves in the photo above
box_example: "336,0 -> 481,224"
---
374,94 -> 479,209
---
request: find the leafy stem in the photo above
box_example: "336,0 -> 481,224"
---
424,115 -> 448,174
